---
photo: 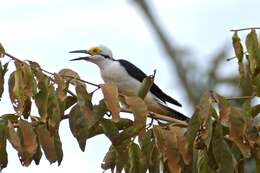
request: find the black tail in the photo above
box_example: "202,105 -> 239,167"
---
160,103 -> 189,121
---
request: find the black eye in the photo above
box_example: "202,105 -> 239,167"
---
101,54 -> 110,59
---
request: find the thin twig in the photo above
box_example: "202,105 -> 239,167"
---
225,94 -> 255,100
5,52 -> 100,88
230,27 -> 260,32
226,52 -> 248,61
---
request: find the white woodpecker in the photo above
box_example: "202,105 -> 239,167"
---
70,45 -> 188,121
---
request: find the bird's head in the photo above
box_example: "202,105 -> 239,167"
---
69,45 -> 113,65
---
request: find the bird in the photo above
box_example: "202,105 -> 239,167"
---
69,45 -> 188,121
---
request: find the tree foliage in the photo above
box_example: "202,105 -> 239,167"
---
0,29 -> 259,173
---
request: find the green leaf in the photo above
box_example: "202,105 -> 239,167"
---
138,75 -> 154,99
212,122 -> 236,173
245,29 -> 260,76
54,131 -> 63,165
10,69 -> 25,113
75,83 -> 94,124
0,119 -> 7,169
232,32 -> 245,81
197,150 -> 215,173
252,104 -> 260,117
69,104 -> 89,151
33,138 -> 42,165
101,118 -> 119,143
1,114 -> 18,123
101,145 -> 116,171
34,71 -> 49,121
0,61 -> 9,99
256,157 -> 260,173
64,95 -> 77,110
128,142 -> 142,173
21,63 -> 36,98
149,145 -> 160,173
47,85 -> 61,131
17,120 -> 38,166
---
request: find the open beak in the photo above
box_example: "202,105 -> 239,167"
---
69,50 -> 91,61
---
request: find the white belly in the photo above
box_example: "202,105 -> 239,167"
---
100,61 -> 156,104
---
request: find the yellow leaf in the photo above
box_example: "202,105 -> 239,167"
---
101,83 -> 120,122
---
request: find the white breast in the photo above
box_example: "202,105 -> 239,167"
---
98,60 -> 159,106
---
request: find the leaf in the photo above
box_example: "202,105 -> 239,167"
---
212,122 -> 236,173
6,121 -> 21,152
10,69 -> 25,113
171,126 -> 191,165
186,109 -> 200,144
22,97 -> 32,119
229,108 -> 251,158
100,83 -> 120,122
34,71 -> 49,121
54,131 -> 63,165
197,91 -> 212,122
137,75 -> 154,99
69,104 -> 89,151
21,63 -> 36,98
101,145 -> 116,171
47,85 -> 61,131
125,96 -> 148,128
35,124 -> 59,164
64,95 -> 77,110
149,145 -> 160,173
0,43 -> 5,58
58,68 -> 81,85
252,104 -> 260,117
101,119 -> 119,144
54,73 -> 67,101
197,150 -> 215,173
217,94 -> 231,126
0,119 -> 7,169
246,29 -> 260,76
232,32 -> 244,62
153,125 -> 181,173
75,82 -> 94,123
33,139 -> 42,165
232,32 -> 245,81
128,142 -> 142,173
0,61 -> 9,99
17,120 -> 38,166
1,114 -> 18,123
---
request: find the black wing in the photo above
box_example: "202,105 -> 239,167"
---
117,59 -> 182,107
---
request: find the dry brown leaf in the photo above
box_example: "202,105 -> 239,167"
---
125,96 -> 148,127
100,83 -> 120,122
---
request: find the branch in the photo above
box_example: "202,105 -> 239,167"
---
4,52 -> 102,97
230,27 -> 260,32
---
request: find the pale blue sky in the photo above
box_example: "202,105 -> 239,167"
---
1,0 -> 260,172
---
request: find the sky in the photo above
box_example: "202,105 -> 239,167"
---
1,0 -> 260,172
